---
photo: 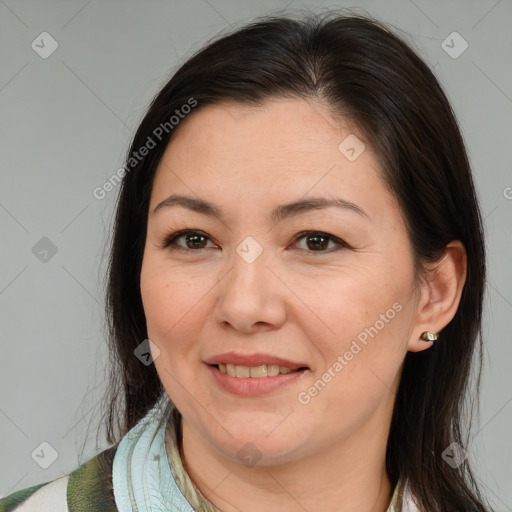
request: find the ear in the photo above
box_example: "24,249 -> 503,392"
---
408,240 -> 467,353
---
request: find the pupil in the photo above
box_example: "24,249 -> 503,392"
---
187,234 -> 206,249
307,235 -> 328,250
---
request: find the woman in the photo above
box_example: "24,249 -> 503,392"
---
0,12 -> 490,512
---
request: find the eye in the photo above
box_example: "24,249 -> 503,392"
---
292,231 -> 349,253
161,229 -> 218,251
162,229 -> 349,254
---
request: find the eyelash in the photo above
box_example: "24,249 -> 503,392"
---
160,229 -> 350,254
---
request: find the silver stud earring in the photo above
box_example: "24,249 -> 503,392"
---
420,331 -> 439,342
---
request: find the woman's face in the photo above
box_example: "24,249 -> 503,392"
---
140,98 -> 422,465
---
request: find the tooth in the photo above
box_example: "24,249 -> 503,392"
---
220,363 -> 297,377
235,365 -> 251,378
250,365 -> 268,378
267,365 -> 280,376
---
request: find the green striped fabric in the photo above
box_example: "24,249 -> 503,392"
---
0,444 -> 119,512
0,482 -> 49,511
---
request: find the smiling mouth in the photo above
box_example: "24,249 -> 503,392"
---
211,363 -> 308,378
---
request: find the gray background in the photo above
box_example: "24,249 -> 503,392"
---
1,0 -> 511,507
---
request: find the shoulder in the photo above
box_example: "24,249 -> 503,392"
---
0,477 -> 69,512
0,443 -> 119,512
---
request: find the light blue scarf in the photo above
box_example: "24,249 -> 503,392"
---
112,397 -> 194,512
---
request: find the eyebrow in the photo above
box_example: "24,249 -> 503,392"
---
152,193 -> 369,223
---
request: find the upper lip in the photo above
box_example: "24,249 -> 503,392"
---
204,352 -> 308,370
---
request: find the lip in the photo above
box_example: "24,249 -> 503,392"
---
206,364 -> 309,396
204,352 -> 309,371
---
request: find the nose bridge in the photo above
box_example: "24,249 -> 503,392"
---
227,234 -> 272,297
219,219 -> 273,284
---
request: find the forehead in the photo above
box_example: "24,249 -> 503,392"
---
161,98 -> 368,163
150,98 -> 389,217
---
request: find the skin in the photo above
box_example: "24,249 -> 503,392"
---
140,98 -> 466,512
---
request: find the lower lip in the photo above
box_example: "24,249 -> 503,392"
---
206,364 -> 308,396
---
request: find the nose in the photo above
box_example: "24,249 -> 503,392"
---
214,246 -> 287,334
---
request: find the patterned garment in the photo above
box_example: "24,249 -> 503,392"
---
0,399 -> 415,511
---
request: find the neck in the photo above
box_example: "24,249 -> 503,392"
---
179,415 -> 394,512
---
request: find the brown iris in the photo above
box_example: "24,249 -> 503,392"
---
305,234 -> 329,251
185,233 -> 208,249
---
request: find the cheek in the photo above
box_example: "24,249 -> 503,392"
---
299,262 -> 413,393
140,258 -> 213,354
301,266 -> 407,345
140,258 -> 215,411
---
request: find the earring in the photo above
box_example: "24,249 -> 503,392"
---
420,331 -> 439,342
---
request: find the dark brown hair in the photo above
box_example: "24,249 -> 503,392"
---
100,11 -> 488,511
